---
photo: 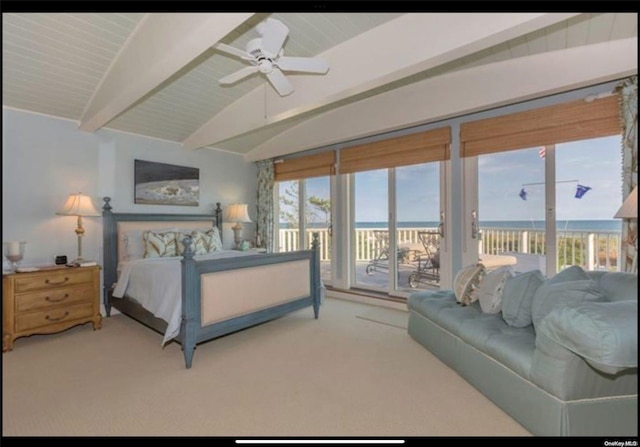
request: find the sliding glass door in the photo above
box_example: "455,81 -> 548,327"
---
477,136 -> 622,276
352,169 -> 389,291
351,162 -> 443,296
277,177 -> 333,285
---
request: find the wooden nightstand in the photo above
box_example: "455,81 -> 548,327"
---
2,265 -> 102,352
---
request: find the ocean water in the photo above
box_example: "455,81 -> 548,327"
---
357,220 -> 622,232
294,220 -> 622,232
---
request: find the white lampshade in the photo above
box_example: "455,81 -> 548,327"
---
56,193 -> 100,217
226,203 -> 252,223
614,186 -> 638,219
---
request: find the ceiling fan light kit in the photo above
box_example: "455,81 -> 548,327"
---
216,18 -> 330,97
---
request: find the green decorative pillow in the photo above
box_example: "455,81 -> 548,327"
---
454,263 -> 485,306
531,279 -> 603,331
501,269 -> 545,328
537,300 -> 638,374
143,230 -> 178,258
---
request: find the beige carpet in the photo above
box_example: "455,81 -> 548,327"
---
357,306 -> 409,329
2,298 -> 530,437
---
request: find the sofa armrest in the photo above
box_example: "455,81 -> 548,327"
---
536,300 -> 637,375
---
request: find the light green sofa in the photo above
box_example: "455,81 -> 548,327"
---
407,269 -> 637,436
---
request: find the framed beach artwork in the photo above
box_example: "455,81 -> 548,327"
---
134,159 -> 200,206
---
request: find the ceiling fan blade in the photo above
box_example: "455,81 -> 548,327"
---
266,68 -> 294,96
257,18 -> 289,58
277,56 -> 329,74
214,43 -> 254,61
219,66 -> 259,85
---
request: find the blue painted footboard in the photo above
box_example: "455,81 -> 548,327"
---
101,197 -> 321,369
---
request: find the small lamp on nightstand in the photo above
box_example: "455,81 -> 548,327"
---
226,203 -> 253,250
56,192 -> 101,265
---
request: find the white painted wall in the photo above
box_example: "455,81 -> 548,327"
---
2,108 -> 257,270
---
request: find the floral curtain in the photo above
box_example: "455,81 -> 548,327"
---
615,75 -> 637,272
256,159 -> 275,252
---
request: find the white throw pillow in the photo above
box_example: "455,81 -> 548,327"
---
478,265 -> 514,314
454,263 -> 485,306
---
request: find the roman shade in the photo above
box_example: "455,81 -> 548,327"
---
274,150 -> 336,181
460,95 -> 621,158
339,126 -> 451,174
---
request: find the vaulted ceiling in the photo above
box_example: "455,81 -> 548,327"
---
2,12 -> 637,162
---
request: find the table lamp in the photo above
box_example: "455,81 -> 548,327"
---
57,192 -> 101,265
226,203 -> 253,249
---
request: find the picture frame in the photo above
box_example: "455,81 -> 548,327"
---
134,159 -> 200,206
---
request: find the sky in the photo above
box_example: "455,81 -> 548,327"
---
283,135 -> 623,223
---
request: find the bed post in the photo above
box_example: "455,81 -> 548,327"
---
311,232 -> 321,319
214,202 -> 222,240
180,235 -> 198,369
102,197 -> 116,317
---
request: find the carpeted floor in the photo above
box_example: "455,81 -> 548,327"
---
2,298 -> 530,437
356,306 -> 409,329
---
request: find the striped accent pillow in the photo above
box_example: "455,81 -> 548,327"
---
454,263 -> 486,306
143,230 -> 178,258
177,227 -> 223,255
191,228 -> 223,255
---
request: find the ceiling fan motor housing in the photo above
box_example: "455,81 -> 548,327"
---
246,38 -> 266,58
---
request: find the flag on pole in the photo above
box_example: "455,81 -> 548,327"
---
539,147 -> 546,159
519,188 -> 528,200
575,184 -> 592,199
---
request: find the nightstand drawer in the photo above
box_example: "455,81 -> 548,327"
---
15,303 -> 94,332
16,285 -> 94,313
4,265 -> 101,352
14,269 -> 93,293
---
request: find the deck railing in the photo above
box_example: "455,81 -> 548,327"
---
279,227 -> 622,272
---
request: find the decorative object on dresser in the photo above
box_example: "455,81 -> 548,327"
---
2,265 -> 102,352
56,192 -> 101,266
226,203 -> 253,250
3,241 -> 26,273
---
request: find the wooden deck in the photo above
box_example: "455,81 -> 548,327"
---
320,260 -> 439,294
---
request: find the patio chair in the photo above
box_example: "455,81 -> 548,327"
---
408,230 -> 441,288
365,230 -> 416,275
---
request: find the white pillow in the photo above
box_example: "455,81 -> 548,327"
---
454,263 -> 485,306
478,265 -> 514,314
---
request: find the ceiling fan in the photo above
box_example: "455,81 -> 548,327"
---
214,18 -> 330,97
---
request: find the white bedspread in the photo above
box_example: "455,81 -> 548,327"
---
112,250 -> 260,346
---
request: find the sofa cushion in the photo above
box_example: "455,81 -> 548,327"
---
537,300 -> 638,375
547,265 -> 590,283
531,279 -> 603,331
454,263 -> 485,306
597,272 -> 638,302
478,265 -> 514,314
501,269 -> 545,328
408,292 -> 482,335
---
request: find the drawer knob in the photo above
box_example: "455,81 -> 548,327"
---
45,277 -> 69,286
45,293 -> 69,303
45,311 -> 70,322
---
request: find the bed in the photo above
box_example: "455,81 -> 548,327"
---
101,197 -> 322,368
